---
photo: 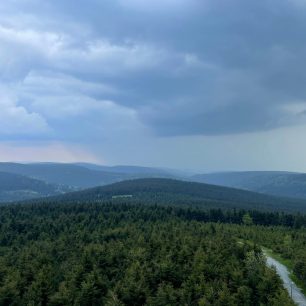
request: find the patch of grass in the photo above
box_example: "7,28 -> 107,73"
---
263,247 -> 292,268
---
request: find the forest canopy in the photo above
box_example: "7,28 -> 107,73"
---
0,200 -> 303,305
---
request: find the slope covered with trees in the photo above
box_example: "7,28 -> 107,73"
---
0,172 -> 71,202
0,163 -> 177,190
55,178 -> 306,213
0,163 -> 129,188
0,201 -> 296,305
192,171 -> 306,200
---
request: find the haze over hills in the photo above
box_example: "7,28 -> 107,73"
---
0,171 -> 71,202
0,162 -> 189,193
192,171 -> 306,200
75,163 -> 180,176
2,162 -> 306,203
51,178 -> 306,213
0,163 -> 133,188
69,164 -> 306,200
0,163 -> 180,201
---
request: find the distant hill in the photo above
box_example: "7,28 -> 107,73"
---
3,162 -> 306,205
0,163 -> 131,188
53,178 -> 306,212
75,163 -> 188,178
0,171 -> 70,202
192,171 -> 306,199
76,163 -> 169,174
0,163 -> 182,190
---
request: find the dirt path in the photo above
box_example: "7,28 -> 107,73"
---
265,253 -> 306,306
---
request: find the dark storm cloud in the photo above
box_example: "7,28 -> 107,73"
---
1,0 -> 306,139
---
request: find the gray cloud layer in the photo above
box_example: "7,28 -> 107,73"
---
1,0 -> 306,143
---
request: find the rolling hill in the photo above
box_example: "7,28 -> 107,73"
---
0,163 -> 180,189
75,163 -> 178,176
0,163 -> 184,202
192,171 -> 306,199
53,178 -> 306,213
3,162 -> 306,205
0,171 -> 71,202
0,163 -> 131,188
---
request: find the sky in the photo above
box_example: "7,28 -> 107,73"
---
2,0 -> 306,172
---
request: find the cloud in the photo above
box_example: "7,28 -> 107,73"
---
2,0 -> 306,167
8,71 -> 145,144
117,0 -> 198,12
0,23 -> 189,80
0,90 -> 49,137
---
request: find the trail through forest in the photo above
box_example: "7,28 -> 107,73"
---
265,254 -> 306,306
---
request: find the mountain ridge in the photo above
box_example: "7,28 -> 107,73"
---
192,171 -> 306,199
0,171 -> 71,202
48,178 -> 306,213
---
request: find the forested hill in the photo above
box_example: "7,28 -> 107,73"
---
0,163 -> 177,189
0,172 -> 70,202
54,178 -> 306,213
192,171 -> 306,200
0,163 -> 130,188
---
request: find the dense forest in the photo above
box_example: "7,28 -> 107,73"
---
228,225 -> 306,286
0,200 -> 303,305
